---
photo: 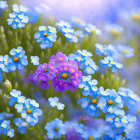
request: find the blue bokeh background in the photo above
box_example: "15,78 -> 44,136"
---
22,0 -> 140,23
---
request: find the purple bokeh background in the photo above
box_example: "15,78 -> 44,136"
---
22,0 -> 140,22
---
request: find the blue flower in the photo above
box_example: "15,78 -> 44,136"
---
84,60 -> 99,74
117,45 -> 134,58
85,24 -> 102,35
100,56 -> 123,72
31,56 -> 40,65
70,17 -> 86,29
57,103 -> 65,110
77,50 -> 92,57
8,47 -> 28,71
7,129 -> 14,137
105,24 -> 124,36
74,30 -> 85,41
0,70 -> 3,82
95,43 -> 118,59
129,9 -> 140,21
34,26 -> 57,49
0,120 -> 10,135
0,1 -> 8,9
99,89 -> 123,113
95,43 -> 106,55
84,94 -> 106,117
13,118 -> 28,134
79,97 -> 89,108
18,99 -> 42,125
9,89 -> 42,126
118,87 -> 139,105
78,75 -> 98,96
73,123 -> 84,134
56,20 -> 78,43
56,20 -> 71,31
97,125 -> 113,139
48,97 -> 59,107
116,135 -> 125,140
44,118 -> 66,139
64,34 -> 78,43
105,113 -> 115,123
0,112 -> 13,123
82,128 -> 101,140
27,9 -> 40,23
68,50 -> 98,75
0,55 -> 11,73
7,4 -> 29,29
8,89 -> 21,106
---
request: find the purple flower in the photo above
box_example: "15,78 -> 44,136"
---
33,61 -> 56,89
33,52 -> 82,91
51,60 -> 82,92
40,81 -> 49,89
65,128 -> 84,140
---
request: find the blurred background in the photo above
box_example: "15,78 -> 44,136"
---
22,0 -> 140,23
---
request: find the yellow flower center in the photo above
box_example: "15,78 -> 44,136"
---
88,137 -> 94,140
131,13 -> 140,20
55,127 -> 59,132
43,33 -> 47,37
107,100 -> 113,105
76,18 -> 81,23
61,73 -> 68,79
26,109 -> 32,114
122,49 -> 130,53
111,28 -> 119,35
91,29 -> 95,34
44,69 -> 48,72
14,57 -> 19,62
91,99 -> 97,104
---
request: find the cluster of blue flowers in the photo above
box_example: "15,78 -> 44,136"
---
44,117 -> 138,139
68,50 -> 99,75
78,75 -> 138,139
13,118 -> 28,134
45,118 -> 66,139
8,89 -> 42,126
34,26 -> 57,49
94,43 -> 134,72
56,20 -> 78,43
7,4 -> 29,29
85,24 -> 102,35
0,47 -> 28,82
100,56 -> 123,72
48,97 -> 65,110
0,112 -> 14,137
0,46 -> 28,75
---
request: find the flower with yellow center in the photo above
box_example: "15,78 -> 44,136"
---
131,13 -> 140,21
111,28 -> 119,35
91,29 -> 95,34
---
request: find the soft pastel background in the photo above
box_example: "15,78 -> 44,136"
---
22,0 -> 140,22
